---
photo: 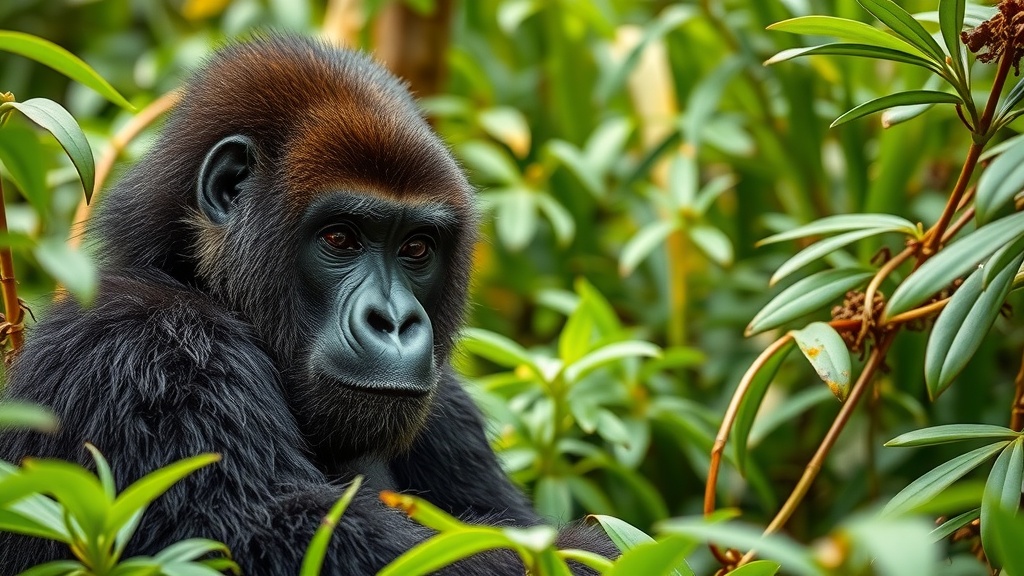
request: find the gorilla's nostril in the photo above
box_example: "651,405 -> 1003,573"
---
367,311 -> 395,333
398,316 -> 419,335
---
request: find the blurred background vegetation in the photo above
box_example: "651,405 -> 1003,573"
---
2,0 -> 1022,573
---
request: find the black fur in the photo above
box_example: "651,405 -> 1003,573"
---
0,36 -> 614,575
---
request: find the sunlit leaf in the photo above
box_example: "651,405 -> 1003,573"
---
590,514 -> 655,551
458,141 -> 521,185
767,16 -> 927,56
841,515 -> 939,576
791,322 -> 852,401
981,438 -> 1024,570
620,220 -> 678,277
479,106 -> 531,158
380,491 -> 466,532
758,213 -> 918,245
831,91 -> 961,127
378,529 -> 513,576
882,441 -> 1009,517
0,402 -> 57,432
886,424 -> 1020,447
856,0 -> 946,62
605,535 -> 695,576
545,140 -> 603,198
658,519 -> 824,576
16,560 -> 85,576
494,187 -> 537,251
732,337 -> 797,474
730,561 -> 781,576
938,0 -> 966,66
584,117 -> 633,176
884,211 -> 1024,319
459,328 -> 539,374
770,228 -> 891,285
688,224 -> 733,267
929,507 -> 979,541
107,454 -> 221,535
563,340 -> 660,383
2,99 -> 95,203
84,443 -> 115,500
747,269 -> 874,335
0,31 -> 133,110
766,43 -> 940,72
925,253 -> 1023,399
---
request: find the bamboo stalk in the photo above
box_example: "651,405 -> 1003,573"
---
0,178 -> 22,351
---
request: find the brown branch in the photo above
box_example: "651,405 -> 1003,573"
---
0,178 -> 22,351
1012,349 -> 1024,432
68,89 -> 181,249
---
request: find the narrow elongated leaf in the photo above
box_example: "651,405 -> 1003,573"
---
33,239 -> 97,304
457,141 -> 521,185
881,102 -> 937,128
155,538 -> 233,563
0,125 -> 48,213
748,269 -> 874,335
694,174 -> 737,216
107,454 -> 220,534
982,233 -> 1024,289
730,561 -> 781,576
766,43 -> 940,72
495,187 -> 537,251
2,99 -> 94,202
981,438 -> 1024,569
885,211 -> 1024,319
0,402 -> 57,432
930,507 -> 979,541
381,491 -> 466,532
688,224 -> 733,266
683,57 -> 744,149
0,459 -> 109,538
605,536 -> 695,576
300,476 -> 362,576
16,560 -> 85,576
984,504 -> 1024,576
0,509 -> 69,542
886,424 -> 1020,447
882,441 -> 1009,517
620,220 -> 679,276
379,529 -> 513,576
770,229 -> 888,285
584,117 -> 633,175
791,322 -> 852,401
758,213 -> 917,245
563,340 -> 660,383
938,0 -> 966,64
975,141 -> 1024,225
733,338 -> 797,474
924,253 -> 1023,399
535,194 -> 575,247
831,91 -> 961,127
857,0 -> 946,61
556,549 -> 614,573
459,328 -> 538,373
478,107 -> 530,158
0,31 -> 133,110
996,75 -> 1024,120
545,140 -> 603,198
658,520 -> 824,576
589,514 -> 655,551
767,16 -> 927,56
84,444 -> 115,500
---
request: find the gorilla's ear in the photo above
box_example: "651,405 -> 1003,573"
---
198,135 -> 256,224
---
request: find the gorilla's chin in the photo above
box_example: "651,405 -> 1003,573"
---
288,370 -> 437,463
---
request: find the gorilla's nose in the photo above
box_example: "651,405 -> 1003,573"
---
350,291 -> 433,366
364,304 -> 426,350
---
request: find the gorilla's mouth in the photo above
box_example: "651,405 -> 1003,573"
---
338,381 -> 431,398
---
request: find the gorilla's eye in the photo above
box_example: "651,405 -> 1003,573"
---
321,226 -> 361,251
399,237 -> 432,261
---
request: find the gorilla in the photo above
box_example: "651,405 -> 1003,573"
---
0,36 -> 612,574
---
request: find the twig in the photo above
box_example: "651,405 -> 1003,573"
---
1012,349 -> 1024,431
0,178 -> 22,351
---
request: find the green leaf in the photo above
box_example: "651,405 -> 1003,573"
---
378,529 -> 513,576
996,74 -> 1024,121
155,538 -> 233,563
770,228 -> 893,285
765,43 -> 940,72
730,561 -> 781,576
884,211 -> 1024,319
534,476 -> 572,522
658,519 -> 824,576
0,125 -> 48,214
767,16 -> 927,56
556,549 -> 614,573
924,252 -> 1023,399
107,453 -> 220,535
2,99 -> 95,203
605,536 -> 695,576
747,269 -> 874,336
975,140 -> 1024,225
683,57 -> 744,149
841,515 -> 939,576
791,322 -> 852,401
563,340 -> 660,383
882,441 -> 1009,517
981,438 -> 1024,569
559,295 -> 597,366
831,91 -> 961,127
983,502 -> 1024,576
929,507 -> 979,541
457,141 -> 521,185
545,140 -> 603,198
589,514 -> 655,551
460,327 -> 539,373
620,220 -> 679,276
880,101 -> 938,128
886,424 -> 1020,447
84,443 -> 115,500
758,213 -> 918,245
0,402 -> 57,432
301,476 -> 363,576
688,224 -> 733,267
0,31 -> 133,110
856,0 -> 946,61
732,338 -> 797,474
33,238 -> 97,304
494,187 -> 537,251
0,459 -> 109,538
982,233 -> 1024,289
478,106 -> 531,158
0,508 -> 69,542
535,194 -> 575,247
693,174 -> 736,216
938,0 -> 966,65
584,117 -> 632,176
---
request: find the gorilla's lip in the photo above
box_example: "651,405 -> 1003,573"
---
338,380 -> 433,398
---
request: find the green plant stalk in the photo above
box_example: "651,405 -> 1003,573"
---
739,335 -> 893,566
0,177 -> 22,351
666,228 -> 688,347
925,48 -> 1014,257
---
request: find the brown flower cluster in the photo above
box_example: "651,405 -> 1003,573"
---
961,0 -> 1024,73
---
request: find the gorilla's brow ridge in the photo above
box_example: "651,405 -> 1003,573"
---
311,192 -> 458,228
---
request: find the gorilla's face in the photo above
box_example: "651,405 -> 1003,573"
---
288,191 -> 456,460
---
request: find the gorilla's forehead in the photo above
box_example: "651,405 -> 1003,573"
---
302,191 -> 458,230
